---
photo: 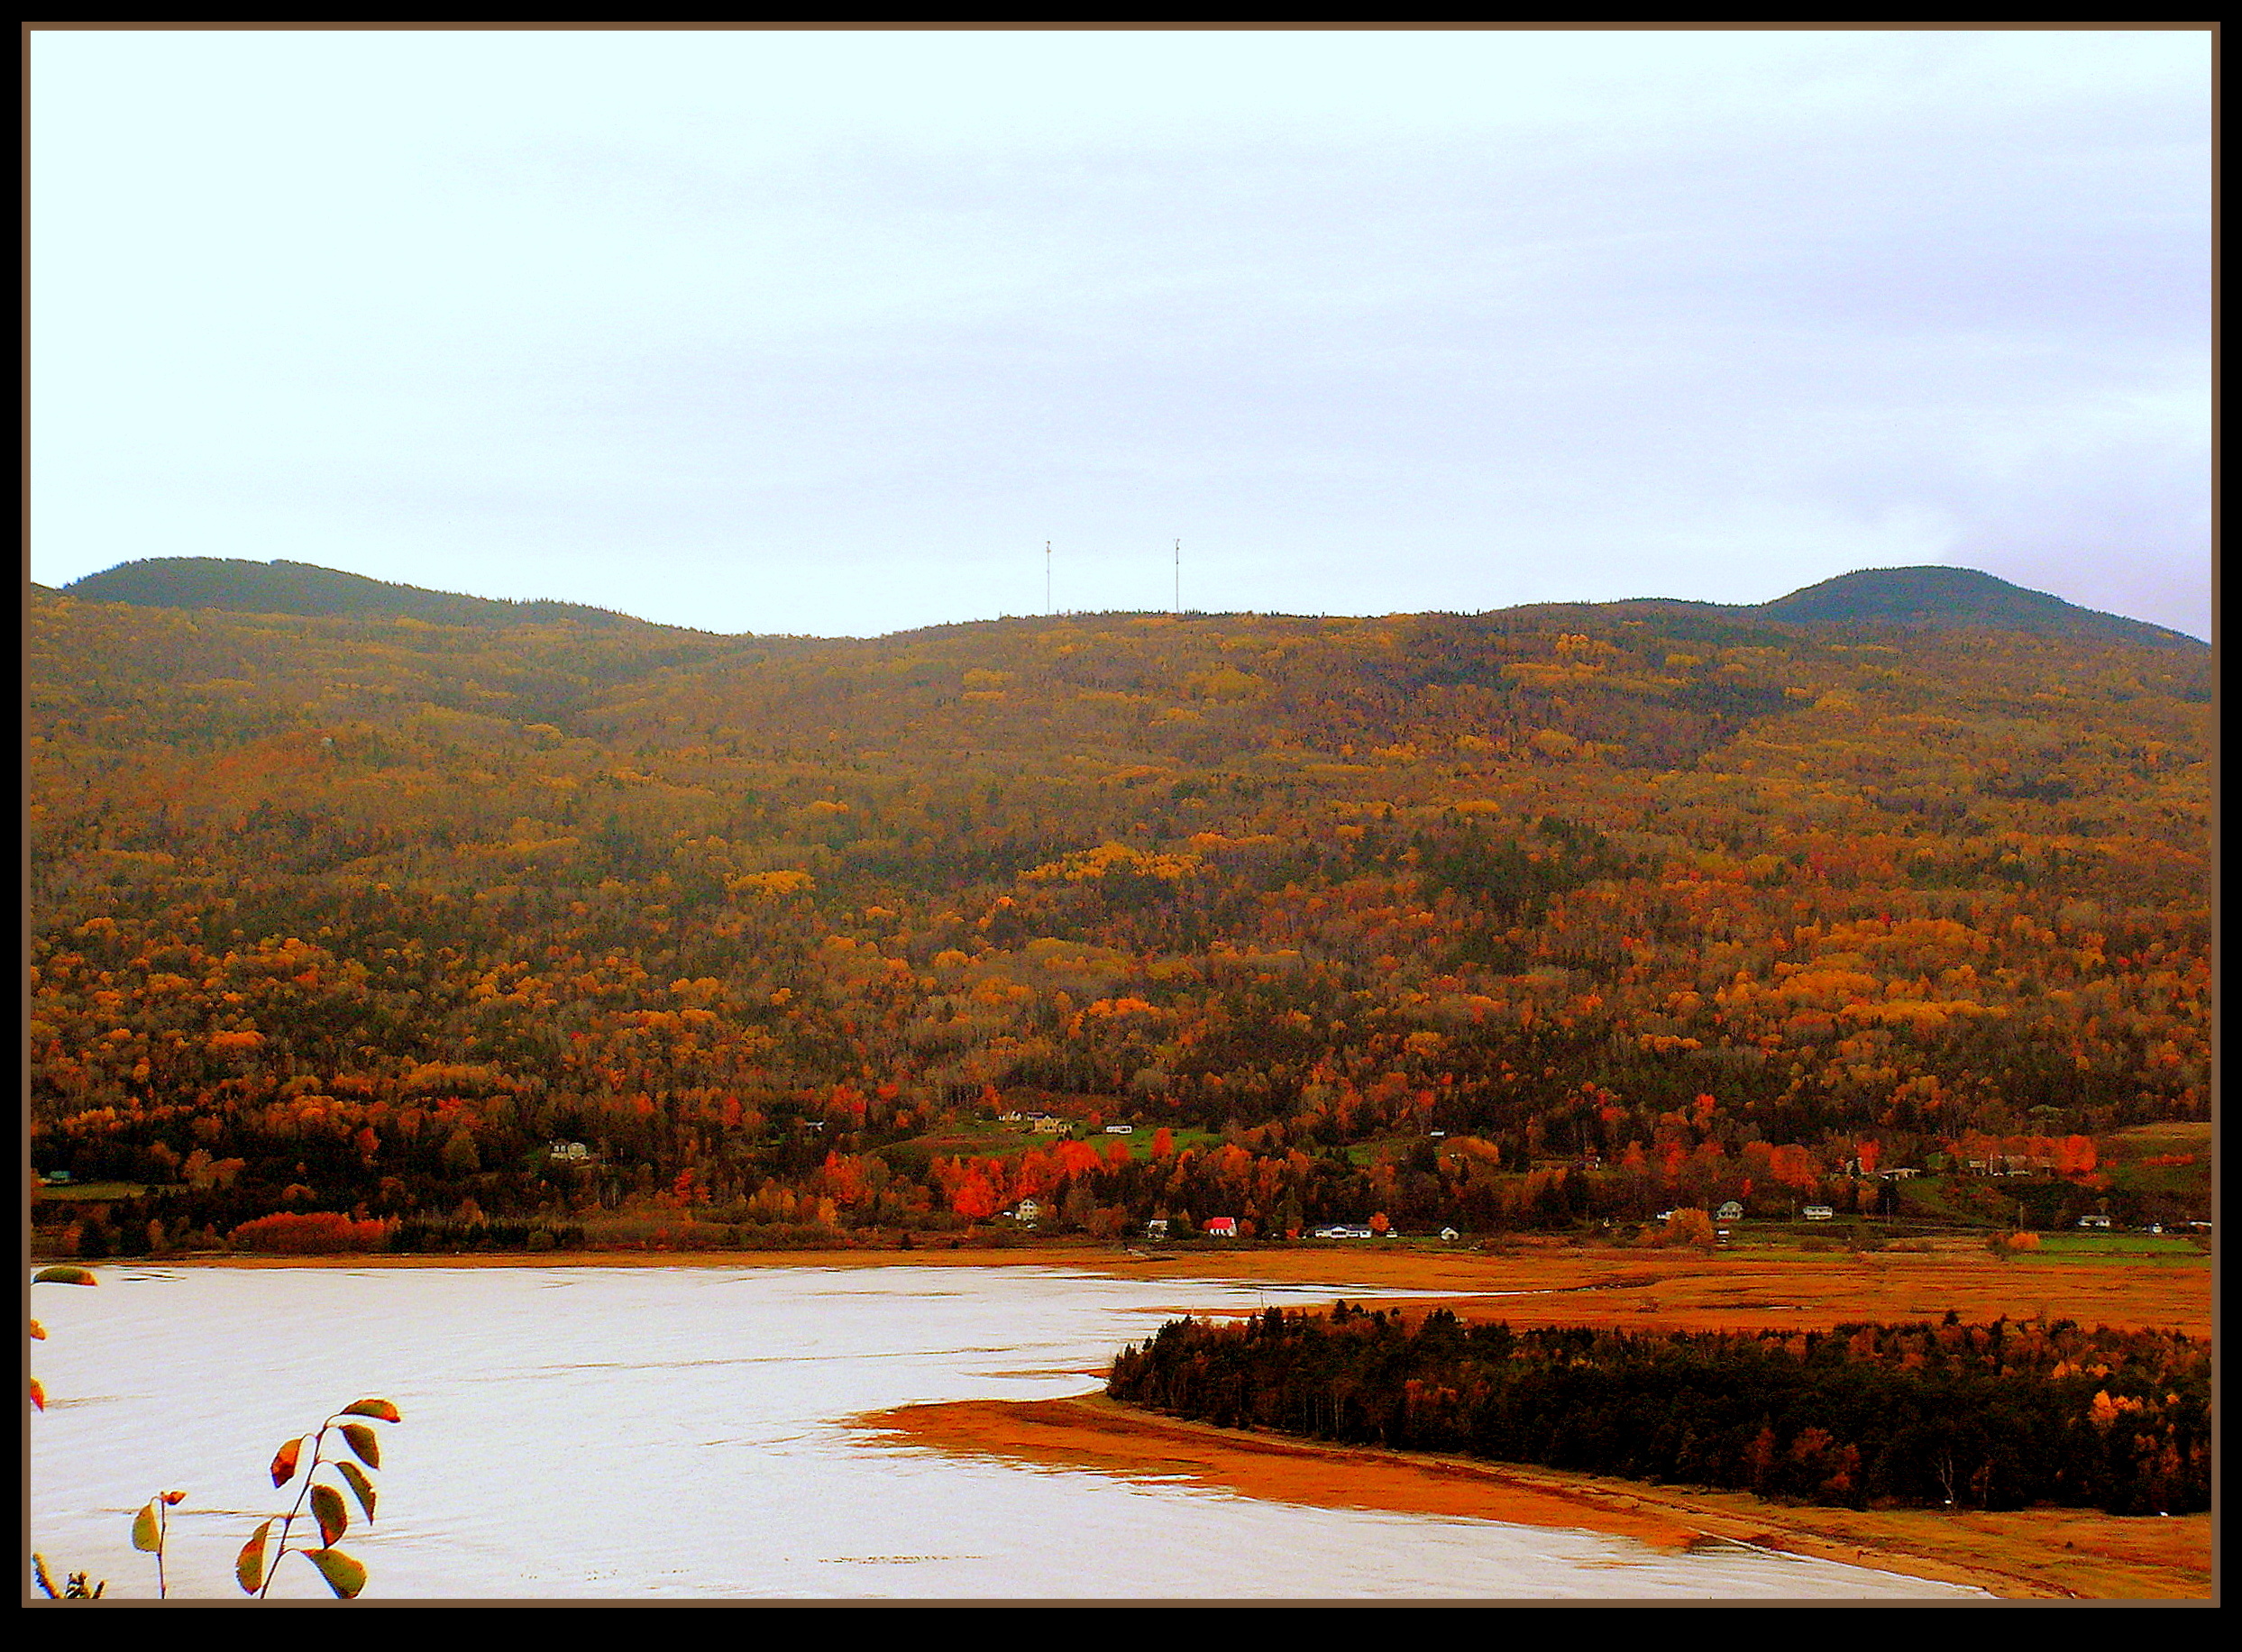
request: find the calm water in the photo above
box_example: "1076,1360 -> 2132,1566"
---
30,1264 -> 1981,1601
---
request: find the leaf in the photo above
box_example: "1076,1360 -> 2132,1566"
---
161,1490 -> 186,1505
236,1520 -> 272,1593
305,1547 -> 368,1600
132,1501 -> 161,1552
310,1482 -> 348,1548
30,1376 -> 44,1410
340,1422 -> 381,1469
32,1266 -> 97,1286
336,1459 -> 378,1522
340,1398 -> 401,1423
30,1319 -> 45,1340
270,1436 -> 304,1487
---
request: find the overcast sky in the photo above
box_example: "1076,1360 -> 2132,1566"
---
31,29 -> 2211,639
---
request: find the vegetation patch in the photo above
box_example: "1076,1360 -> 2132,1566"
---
1108,1307 -> 2209,1517
28,587 -> 2208,1253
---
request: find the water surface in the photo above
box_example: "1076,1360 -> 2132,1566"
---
30,1264 -> 1982,1600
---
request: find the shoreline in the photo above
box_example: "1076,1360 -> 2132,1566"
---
52,1246 -> 2211,1600
87,1242 -> 2210,1337
859,1393 -> 2213,1601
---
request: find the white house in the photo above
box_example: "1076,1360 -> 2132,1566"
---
1716,1200 -> 1744,1221
2077,1214 -> 2112,1229
1203,1217 -> 1239,1238
1802,1205 -> 1835,1222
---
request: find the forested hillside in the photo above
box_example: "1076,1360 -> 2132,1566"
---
60,557 -> 660,632
27,575 -> 2211,1253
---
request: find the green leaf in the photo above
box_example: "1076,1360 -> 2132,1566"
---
305,1547 -> 368,1600
311,1482 -> 348,1548
270,1435 -> 304,1487
32,1266 -> 97,1286
236,1520 -> 272,1593
340,1398 -> 401,1423
336,1459 -> 378,1522
339,1422 -> 381,1469
132,1501 -> 161,1552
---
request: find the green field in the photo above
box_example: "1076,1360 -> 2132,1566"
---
2024,1231 -> 2208,1259
33,1181 -> 148,1202
2107,1120 -> 2211,1151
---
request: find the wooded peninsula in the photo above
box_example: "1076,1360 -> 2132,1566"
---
1107,1307 -> 2210,1516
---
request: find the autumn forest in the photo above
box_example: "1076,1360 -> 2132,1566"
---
26,569 -> 2211,1256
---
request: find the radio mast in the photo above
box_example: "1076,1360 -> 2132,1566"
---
1046,541 -> 1052,616
1174,539 -> 1180,615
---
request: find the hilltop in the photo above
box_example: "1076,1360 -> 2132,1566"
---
1746,566 -> 2201,647
50,557 -> 2203,650
1511,568 -> 2200,651
58,556 -> 688,634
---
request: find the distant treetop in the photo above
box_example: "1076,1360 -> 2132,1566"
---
1748,566 -> 2200,647
58,557 -> 691,634
53,556 -> 2200,649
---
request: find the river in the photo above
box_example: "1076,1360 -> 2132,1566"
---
29,1263 -> 1982,1600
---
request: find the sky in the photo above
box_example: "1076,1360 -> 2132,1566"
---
30,29 -> 2212,640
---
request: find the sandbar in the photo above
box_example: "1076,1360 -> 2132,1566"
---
860,1392 -> 2213,1601
142,1238 -> 2210,1338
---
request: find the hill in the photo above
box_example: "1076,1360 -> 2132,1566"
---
58,557 -> 684,633
25,580 -> 2210,1255
1748,567 -> 2201,647
51,557 -> 2203,652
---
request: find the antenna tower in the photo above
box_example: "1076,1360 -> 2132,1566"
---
1046,541 -> 1051,616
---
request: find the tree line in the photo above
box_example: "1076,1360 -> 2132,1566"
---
1107,1309 -> 2210,1516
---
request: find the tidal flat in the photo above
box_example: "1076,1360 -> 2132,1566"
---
28,1257 -> 2106,1602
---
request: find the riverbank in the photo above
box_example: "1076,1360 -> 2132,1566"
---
130,1237 -> 2210,1337
55,1245 -> 2211,1599
862,1393 -> 2213,1600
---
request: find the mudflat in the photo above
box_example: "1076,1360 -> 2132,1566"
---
169,1237 -> 2210,1337
823,1237 -> 2204,1601
863,1393 -> 2212,1601
120,1239 -> 2211,1597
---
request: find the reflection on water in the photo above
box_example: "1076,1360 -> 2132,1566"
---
30,1265 -> 1983,1600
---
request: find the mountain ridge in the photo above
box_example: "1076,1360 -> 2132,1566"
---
56,557 -> 699,634
28,543 -> 2211,1269
50,556 -> 2202,648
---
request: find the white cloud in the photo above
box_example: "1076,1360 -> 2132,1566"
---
32,29 -> 2210,639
